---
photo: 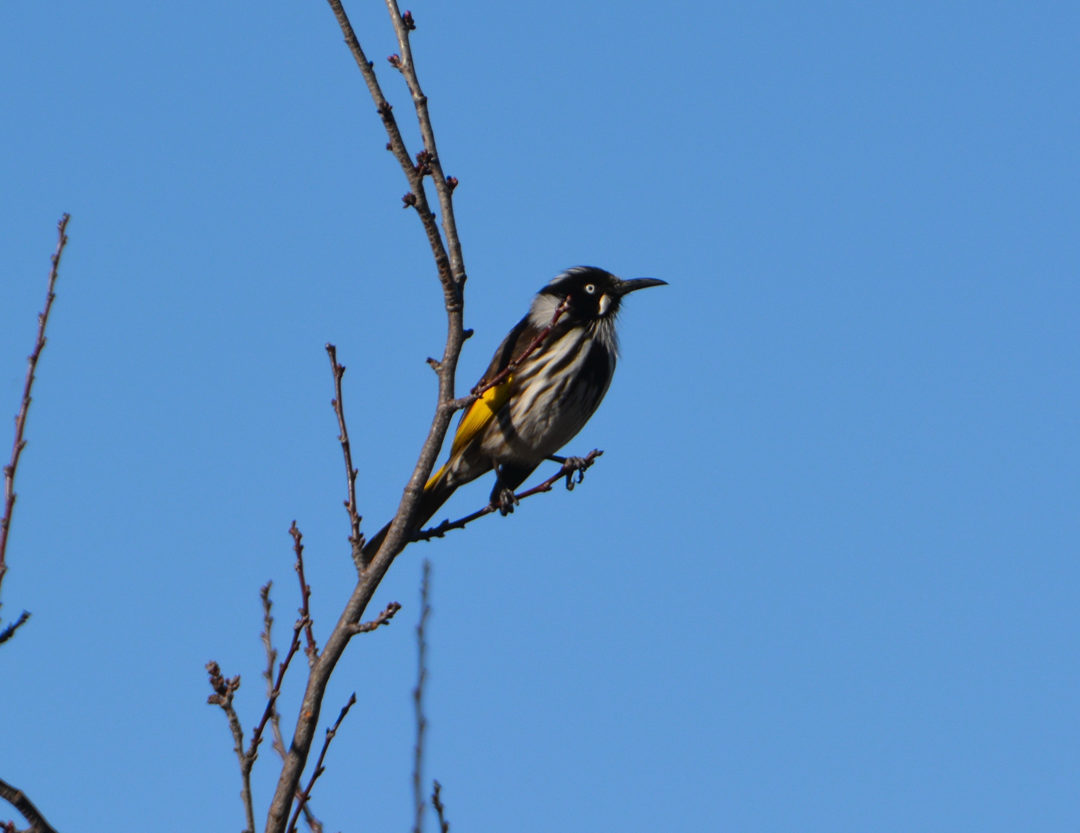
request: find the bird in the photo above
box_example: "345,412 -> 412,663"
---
362,265 -> 665,562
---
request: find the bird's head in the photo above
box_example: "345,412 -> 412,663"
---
530,266 -> 667,328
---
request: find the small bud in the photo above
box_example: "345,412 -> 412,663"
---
377,100 -> 393,116
402,192 -> 418,208
446,175 -> 459,192
402,10 -> 416,30
388,54 -> 401,68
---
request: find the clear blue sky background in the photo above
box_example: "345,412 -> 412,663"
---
2,2 -> 1077,831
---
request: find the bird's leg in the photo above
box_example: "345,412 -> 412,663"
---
489,462 -> 519,516
547,454 -> 590,490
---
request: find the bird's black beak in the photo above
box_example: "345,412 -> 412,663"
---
614,277 -> 668,296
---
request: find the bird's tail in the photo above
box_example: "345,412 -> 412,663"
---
358,463 -> 457,565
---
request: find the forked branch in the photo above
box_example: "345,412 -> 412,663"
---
266,5 -> 470,829
286,693 -> 357,833
207,527 -> 312,833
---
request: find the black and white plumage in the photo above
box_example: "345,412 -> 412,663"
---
364,265 -> 665,559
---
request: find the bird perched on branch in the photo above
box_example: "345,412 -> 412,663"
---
364,265 -> 665,562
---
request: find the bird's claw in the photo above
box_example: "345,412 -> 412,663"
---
562,456 -> 589,491
495,487 -> 518,516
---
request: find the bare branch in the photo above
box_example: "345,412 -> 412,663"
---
431,780 -> 450,833
0,777 -> 60,833
414,450 -> 604,541
383,0 -> 466,283
267,6 -> 471,828
346,600 -> 402,635
319,1 -> 467,552
412,561 -> 432,833
262,586 -> 324,833
259,582 -> 289,761
0,610 -> 30,646
1,213 -> 70,639
286,693 -> 357,833
205,662 -> 253,833
209,560 -> 308,833
325,346 -> 364,570
248,611 -> 306,770
290,523 -> 319,663
297,805 -> 323,833
323,0 -> 453,286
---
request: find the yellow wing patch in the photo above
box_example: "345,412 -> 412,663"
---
425,375 -> 514,491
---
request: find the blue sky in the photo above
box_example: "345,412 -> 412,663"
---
2,1 -> 1078,831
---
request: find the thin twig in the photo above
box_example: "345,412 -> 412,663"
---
260,582 -> 289,760
325,346 -> 364,570
0,610 -> 30,646
298,805 -> 323,833
414,450 -> 604,541
287,693 -> 357,833
347,600 -> 402,635
0,776 -> 60,833
1,213 -> 70,641
323,0 -> 453,287
384,0 -> 465,283
207,597 -> 307,831
431,780 -> 450,833
208,581 -> 307,833
467,296 -> 571,399
262,585 -> 324,833
290,522 -> 319,662
412,561 -> 432,833
248,616 -> 306,768
205,662 -> 253,833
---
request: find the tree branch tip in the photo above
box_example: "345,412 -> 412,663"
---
349,600 -> 402,634
426,357 -> 441,372
0,610 -> 31,645
432,779 -> 451,833
205,661 -> 241,701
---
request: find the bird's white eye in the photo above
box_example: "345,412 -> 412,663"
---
584,283 -> 596,295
